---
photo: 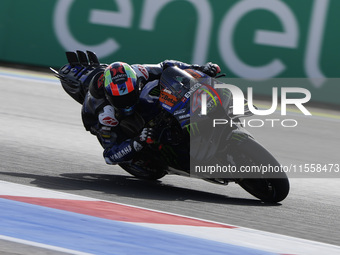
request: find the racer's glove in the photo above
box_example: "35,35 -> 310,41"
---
198,62 -> 221,77
139,128 -> 155,144
132,128 -> 155,152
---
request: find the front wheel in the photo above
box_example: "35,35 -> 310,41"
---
238,177 -> 289,203
229,137 -> 290,203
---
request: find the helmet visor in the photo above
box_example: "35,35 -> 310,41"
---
106,89 -> 139,109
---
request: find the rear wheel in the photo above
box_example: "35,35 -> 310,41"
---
230,137 -> 290,203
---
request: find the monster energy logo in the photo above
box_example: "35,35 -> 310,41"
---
149,87 -> 160,97
231,132 -> 247,142
221,89 -> 230,97
184,122 -> 199,136
159,144 -> 179,167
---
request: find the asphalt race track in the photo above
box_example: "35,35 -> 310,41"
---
0,67 -> 339,253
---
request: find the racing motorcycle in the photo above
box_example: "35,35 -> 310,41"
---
52,50 -> 289,203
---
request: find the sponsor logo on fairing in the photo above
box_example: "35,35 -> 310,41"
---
184,83 -> 202,99
161,103 -> 172,111
159,92 -> 178,107
133,141 -> 143,152
174,109 -> 186,115
111,145 -> 132,160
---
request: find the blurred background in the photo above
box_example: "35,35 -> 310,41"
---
1,0 -> 339,105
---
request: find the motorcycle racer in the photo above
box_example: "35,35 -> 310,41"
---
79,58 -> 220,165
83,60 -> 220,165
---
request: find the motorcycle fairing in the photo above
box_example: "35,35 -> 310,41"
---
159,67 -> 234,127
